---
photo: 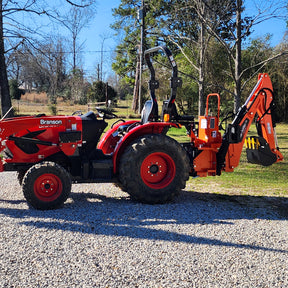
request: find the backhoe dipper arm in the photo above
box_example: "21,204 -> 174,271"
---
216,73 -> 283,174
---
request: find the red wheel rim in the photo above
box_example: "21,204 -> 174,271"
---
34,174 -> 63,202
140,152 -> 176,189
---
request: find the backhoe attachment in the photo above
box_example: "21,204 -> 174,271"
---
217,73 -> 283,174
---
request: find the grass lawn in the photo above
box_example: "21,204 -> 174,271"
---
185,123 -> 288,197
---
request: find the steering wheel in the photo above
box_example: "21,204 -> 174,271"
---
96,107 -> 118,119
72,110 -> 83,116
219,111 -> 235,131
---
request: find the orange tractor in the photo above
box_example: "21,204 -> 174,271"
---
0,46 -> 283,209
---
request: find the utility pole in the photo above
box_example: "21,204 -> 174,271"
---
100,36 -> 108,82
97,64 -> 100,81
132,59 -> 140,111
105,82 -> 108,107
132,0 -> 146,114
138,0 -> 145,114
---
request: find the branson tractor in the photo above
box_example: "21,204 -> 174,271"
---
0,46 -> 284,210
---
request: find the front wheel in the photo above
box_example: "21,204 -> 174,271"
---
22,162 -> 71,210
118,134 -> 190,204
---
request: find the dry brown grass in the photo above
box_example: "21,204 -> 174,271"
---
13,92 -> 89,116
21,92 -> 48,103
13,102 -> 90,116
14,93 -> 135,117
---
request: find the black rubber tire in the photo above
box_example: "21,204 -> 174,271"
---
22,162 -> 71,210
118,134 -> 190,204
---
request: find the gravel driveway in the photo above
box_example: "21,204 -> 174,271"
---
0,172 -> 287,288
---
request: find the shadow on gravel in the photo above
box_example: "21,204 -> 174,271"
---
0,189 -> 287,253
0,199 -> 26,205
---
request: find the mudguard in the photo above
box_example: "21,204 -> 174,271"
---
111,122 -> 180,174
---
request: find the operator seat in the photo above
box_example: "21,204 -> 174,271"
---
141,99 -> 158,124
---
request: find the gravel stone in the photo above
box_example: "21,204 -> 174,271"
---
0,172 -> 287,287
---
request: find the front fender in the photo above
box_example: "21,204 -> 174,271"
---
112,122 -> 180,174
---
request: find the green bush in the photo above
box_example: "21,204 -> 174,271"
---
9,79 -> 25,100
48,104 -> 57,115
87,81 -> 117,103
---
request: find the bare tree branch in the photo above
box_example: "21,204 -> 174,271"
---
64,0 -> 92,8
240,51 -> 288,89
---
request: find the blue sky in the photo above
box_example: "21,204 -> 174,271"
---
80,0 -> 120,79
80,0 -> 287,80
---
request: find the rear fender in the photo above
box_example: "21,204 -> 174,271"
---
112,122 -> 180,174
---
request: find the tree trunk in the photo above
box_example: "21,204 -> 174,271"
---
198,65 -> 205,116
73,35 -> 76,72
234,0 -> 242,113
0,0 -> 13,117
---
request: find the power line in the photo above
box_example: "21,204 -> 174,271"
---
31,49 -> 128,55
42,50 -> 115,54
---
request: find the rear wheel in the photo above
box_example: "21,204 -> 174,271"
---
118,134 -> 190,203
22,162 -> 71,210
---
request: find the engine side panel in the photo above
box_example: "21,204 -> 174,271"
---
0,115 -> 83,165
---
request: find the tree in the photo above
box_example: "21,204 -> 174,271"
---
9,79 -> 25,100
87,80 -> 117,104
194,0 -> 288,113
162,0 -> 214,115
113,0 -> 288,116
59,4 -> 96,72
112,0 -> 169,112
67,68 -> 88,104
268,35 -> 288,122
7,36 -> 68,103
56,3 -> 96,103
112,0 -> 238,115
0,0 -> 12,117
0,0 -> 95,117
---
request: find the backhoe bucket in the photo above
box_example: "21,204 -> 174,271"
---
245,136 -> 277,166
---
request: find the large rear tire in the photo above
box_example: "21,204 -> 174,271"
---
118,134 -> 190,204
22,162 -> 71,210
